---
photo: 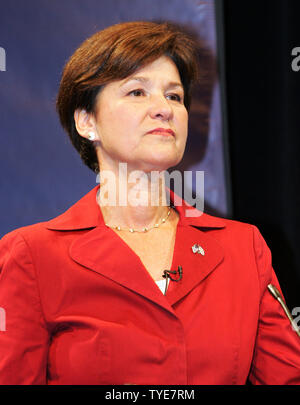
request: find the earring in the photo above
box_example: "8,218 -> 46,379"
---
88,132 -> 96,141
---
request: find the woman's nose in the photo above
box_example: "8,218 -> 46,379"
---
148,95 -> 173,121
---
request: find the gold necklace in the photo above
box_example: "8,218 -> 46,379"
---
105,208 -> 171,233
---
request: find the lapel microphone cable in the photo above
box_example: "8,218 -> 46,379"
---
162,266 -> 183,295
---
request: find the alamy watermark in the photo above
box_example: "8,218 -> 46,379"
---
0,47 -> 6,71
95,164 -> 204,217
0,307 -> 6,331
291,47 -> 300,72
292,307 -> 300,333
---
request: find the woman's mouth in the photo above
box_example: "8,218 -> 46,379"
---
146,128 -> 175,137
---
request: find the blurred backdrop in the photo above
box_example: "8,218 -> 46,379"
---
0,0 -> 229,238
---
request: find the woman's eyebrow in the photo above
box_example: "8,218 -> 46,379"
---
120,76 -> 184,90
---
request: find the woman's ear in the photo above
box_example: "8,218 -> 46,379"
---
74,109 -> 98,141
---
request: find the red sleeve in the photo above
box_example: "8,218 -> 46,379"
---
249,226 -> 300,385
0,231 -> 49,384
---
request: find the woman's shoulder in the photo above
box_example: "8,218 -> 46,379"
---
0,186 -> 100,248
187,210 -> 271,261
183,204 -> 259,235
173,191 -> 258,236
0,221 -> 51,255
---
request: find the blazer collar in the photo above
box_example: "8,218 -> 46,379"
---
45,185 -> 226,231
68,221 -> 225,314
45,186 -> 226,315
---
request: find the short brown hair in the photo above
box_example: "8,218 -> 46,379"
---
56,21 -> 200,173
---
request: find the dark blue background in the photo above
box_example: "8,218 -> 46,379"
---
0,0 -> 226,237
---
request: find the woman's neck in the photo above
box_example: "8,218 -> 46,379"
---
97,164 -> 171,230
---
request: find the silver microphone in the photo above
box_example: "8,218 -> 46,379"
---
267,284 -> 300,338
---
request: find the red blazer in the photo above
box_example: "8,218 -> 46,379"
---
0,186 -> 299,385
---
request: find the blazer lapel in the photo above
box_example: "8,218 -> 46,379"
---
165,223 -> 224,306
46,185 -> 226,314
69,223 -> 224,314
69,225 -> 176,314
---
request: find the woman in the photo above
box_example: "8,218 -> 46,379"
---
0,21 -> 299,385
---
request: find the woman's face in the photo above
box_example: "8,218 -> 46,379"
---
93,55 -> 188,173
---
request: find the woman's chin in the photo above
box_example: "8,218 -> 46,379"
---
137,155 -> 182,173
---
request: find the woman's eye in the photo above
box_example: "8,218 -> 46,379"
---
128,89 -> 145,97
166,93 -> 183,102
126,89 -> 183,102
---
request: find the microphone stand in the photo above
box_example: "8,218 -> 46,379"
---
268,284 -> 300,338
